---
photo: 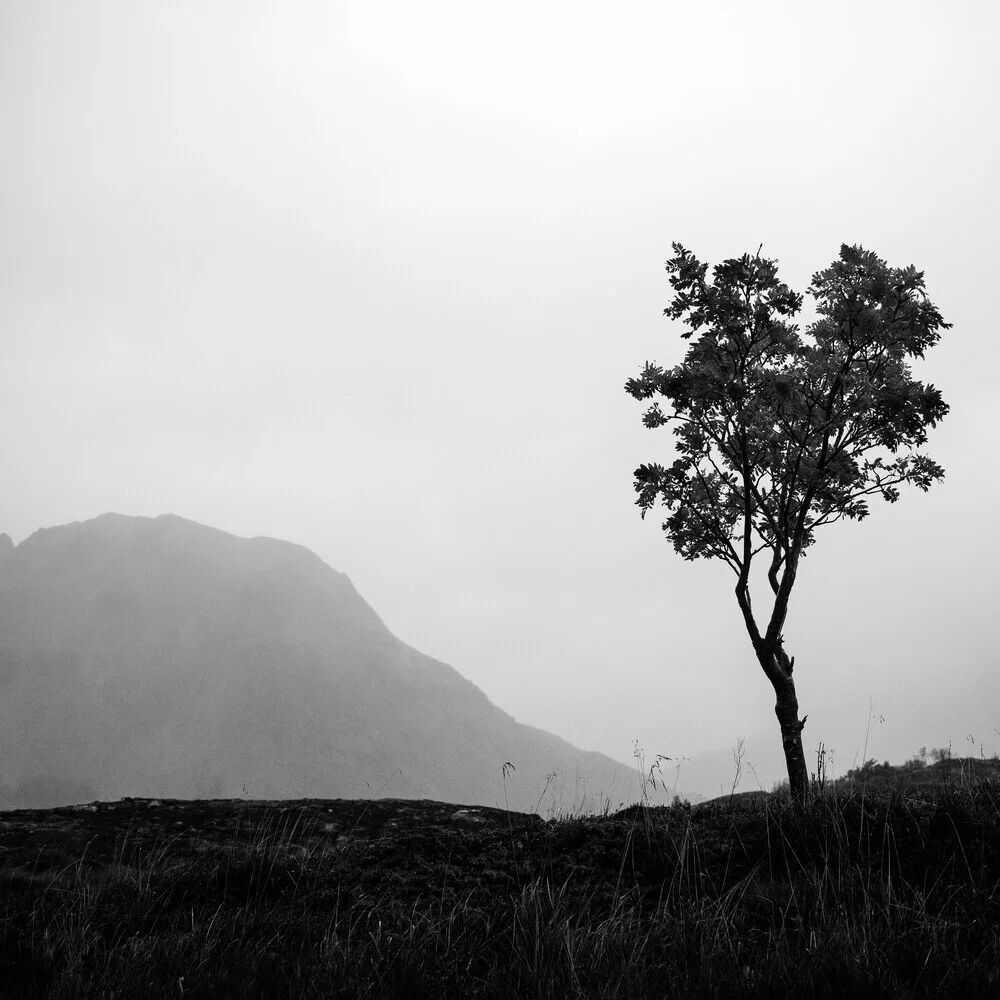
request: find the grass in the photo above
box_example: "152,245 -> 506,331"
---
2,770 -> 1000,998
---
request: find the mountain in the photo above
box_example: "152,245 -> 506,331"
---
0,514 -> 635,813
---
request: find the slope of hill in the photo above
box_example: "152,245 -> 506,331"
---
0,514 -> 634,812
834,752 -> 1000,793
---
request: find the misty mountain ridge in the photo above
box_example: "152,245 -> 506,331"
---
0,513 -> 637,812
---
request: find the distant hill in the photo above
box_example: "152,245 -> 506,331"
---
833,752 -> 1000,794
691,752 -> 1000,807
0,514 -> 635,812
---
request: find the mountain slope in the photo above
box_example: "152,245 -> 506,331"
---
0,514 -> 634,812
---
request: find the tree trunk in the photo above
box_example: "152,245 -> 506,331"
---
735,570 -> 810,801
770,670 -> 809,801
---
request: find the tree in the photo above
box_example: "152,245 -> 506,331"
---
625,243 -> 951,800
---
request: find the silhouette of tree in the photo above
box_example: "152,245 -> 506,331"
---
626,243 -> 951,800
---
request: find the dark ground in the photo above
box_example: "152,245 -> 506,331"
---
3,783 -> 1000,998
0,796 -> 533,877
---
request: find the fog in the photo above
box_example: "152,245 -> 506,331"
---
2,1 -> 997,797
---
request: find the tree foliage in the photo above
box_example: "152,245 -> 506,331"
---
626,243 -> 951,588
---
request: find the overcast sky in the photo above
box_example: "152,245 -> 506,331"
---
2,1 -> 997,794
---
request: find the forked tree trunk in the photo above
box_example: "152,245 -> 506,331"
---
736,558 -> 810,800
767,666 -> 809,801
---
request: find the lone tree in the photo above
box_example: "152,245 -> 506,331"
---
626,243 -> 951,799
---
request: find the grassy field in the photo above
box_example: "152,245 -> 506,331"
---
2,760 -> 999,998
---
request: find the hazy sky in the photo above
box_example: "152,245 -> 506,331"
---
2,1 -> 997,793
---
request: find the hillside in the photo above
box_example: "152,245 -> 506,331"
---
4,784 -> 1000,997
0,514 -> 634,812
833,749 -> 1000,793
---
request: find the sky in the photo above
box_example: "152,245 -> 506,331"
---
2,0 -> 998,797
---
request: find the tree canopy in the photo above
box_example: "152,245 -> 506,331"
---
627,242 -> 950,586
